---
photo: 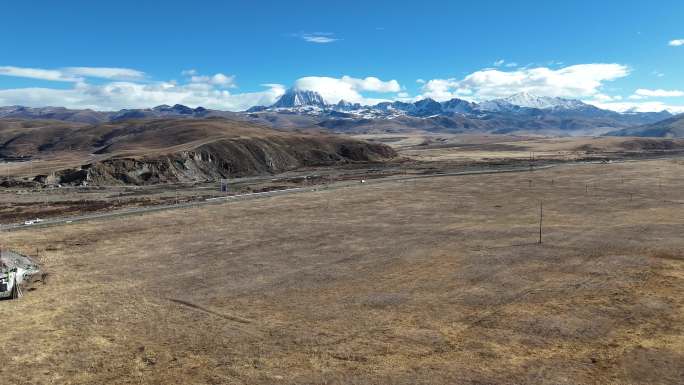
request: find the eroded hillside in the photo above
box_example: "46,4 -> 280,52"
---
0,118 -> 396,185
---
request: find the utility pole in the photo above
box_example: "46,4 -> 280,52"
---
530,152 -> 535,172
538,200 -> 543,244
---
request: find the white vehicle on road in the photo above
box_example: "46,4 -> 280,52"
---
24,218 -> 43,226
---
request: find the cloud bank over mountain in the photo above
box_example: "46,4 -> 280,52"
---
0,64 -> 682,113
419,64 -> 630,102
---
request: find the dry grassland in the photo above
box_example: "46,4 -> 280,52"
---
1,159 -> 683,384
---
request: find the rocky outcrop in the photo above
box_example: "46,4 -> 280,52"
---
49,136 -> 396,186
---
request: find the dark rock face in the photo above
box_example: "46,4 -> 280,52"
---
412,98 -> 443,117
441,98 -> 478,114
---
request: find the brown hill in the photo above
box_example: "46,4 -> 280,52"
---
0,118 -> 396,185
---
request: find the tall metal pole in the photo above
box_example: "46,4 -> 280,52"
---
538,200 -> 543,244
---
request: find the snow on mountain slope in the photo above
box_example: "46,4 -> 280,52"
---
482,92 -> 588,111
271,89 -> 327,108
2,90 -> 673,137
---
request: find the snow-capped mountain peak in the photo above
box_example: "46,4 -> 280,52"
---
271,89 -> 327,108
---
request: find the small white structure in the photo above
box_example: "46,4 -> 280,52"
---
0,250 -> 40,300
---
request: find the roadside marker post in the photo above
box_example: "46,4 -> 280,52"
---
220,179 -> 229,195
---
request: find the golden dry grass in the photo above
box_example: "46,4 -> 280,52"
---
358,133 -> 684,163
1,159 -> 683,384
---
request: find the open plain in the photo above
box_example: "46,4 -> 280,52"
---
4,2 -> 684,384
1,155 -> 683,384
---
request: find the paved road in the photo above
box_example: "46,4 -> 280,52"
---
0,164 -> 557,233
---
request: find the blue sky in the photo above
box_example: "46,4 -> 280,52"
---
1,0 -> 683,111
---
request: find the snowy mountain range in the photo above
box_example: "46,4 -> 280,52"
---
242,89 -> 674,136
0,89 -> 676,137
480,92 -> 588,111
250,89 -> 665,119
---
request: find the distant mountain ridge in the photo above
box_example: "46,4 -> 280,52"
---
606,114 -> 684,138
0,90 -> 676,137
242,89 -> 673,136
0,104 -> 240,124
251,89 -> 670,120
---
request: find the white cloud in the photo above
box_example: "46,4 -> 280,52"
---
0,68 -> 403,111
303,36 -> 337,43
0,65 -> 146,82
420,78 -> 474,101
592,100 -> 684,114
419,63 -> 630,101
186,71 -> 237,88
63,67 -> 145,80
668,39 -> 684,47
0,80 -> 285,111
0,66 -> 80,82
295,32 -> 340,44
547,61 -> 565,67
293,76 -> 402,104
340,76 -> 400,93
629,88 -> 684,99
210,73 -> 235,87
589,93 -> 623,102
493,59 -> 517,68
